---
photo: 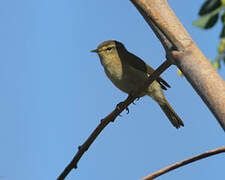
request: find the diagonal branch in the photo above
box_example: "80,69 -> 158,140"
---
130,0 -> 225,130
57,60 -> 172,180
131,0 -> 175,53
57,1 -> 178,178
140,146 -> 225,180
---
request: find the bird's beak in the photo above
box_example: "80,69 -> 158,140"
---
91,49 -> 98,53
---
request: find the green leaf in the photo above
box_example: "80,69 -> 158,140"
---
193,13 -> 219,29
222,0 -> 225,6
220,26 -> 225,37
199,0 -> 221,16
213,61 -> 221,69
221,10 -> 225,25
193,6 -> 222,29
218,38 -> 225,53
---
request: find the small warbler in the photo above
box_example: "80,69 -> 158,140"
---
91,40 -> 184,129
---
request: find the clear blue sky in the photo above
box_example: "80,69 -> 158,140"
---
0,0 -> 224,180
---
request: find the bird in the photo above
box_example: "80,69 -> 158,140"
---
91,40 -> 184,129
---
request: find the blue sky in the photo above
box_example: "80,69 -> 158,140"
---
0,0 -> 224,180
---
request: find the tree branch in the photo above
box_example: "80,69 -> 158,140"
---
131,0 -> 175,53
130,0 -> 225,130
57,60 -> 172,180
140,146 -> 225,180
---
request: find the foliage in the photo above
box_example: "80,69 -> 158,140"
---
193,0 -> 225,71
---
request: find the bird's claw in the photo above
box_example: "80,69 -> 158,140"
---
132,97 -> 140,105
116,102 -> 130,115
126,107 -> 129,114
116,102 -> 124,110
136,97 -> 140,101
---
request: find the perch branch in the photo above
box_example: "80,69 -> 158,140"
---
141,146 -> 225,180
57,2 -> 178,178
57,60 -> 172,180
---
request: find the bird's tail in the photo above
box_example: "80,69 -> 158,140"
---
159,100 -> 184,129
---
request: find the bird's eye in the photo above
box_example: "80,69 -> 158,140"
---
106,47 -> 112,51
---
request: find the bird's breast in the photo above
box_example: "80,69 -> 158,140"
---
104,62 -> 147,96
104,60 -> 123,81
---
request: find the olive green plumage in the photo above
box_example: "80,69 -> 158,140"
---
91,40 -> 184,129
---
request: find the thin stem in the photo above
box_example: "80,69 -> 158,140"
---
57,60 -> 172,180
141,146 -> 225,180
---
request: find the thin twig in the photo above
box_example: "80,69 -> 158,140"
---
141,146 -> 225,180
57,2 -> 175,178
57,0 -> 183,178
57,60 -> 172,180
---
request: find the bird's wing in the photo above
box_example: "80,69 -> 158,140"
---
146,65 -> 171,90
156,77 -> 171,90
126,52 -> 171,90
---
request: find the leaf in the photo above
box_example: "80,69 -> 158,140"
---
199,0 -> 221,16
193,6 -> 222,29
213,61 -> 221,69
222,0 -> 225,6
218,38 -> 225,53
220,26 -> 225,38
221,10 -> 225,25
193,13 -> 219,29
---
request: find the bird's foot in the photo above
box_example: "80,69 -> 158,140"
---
132,98 -> 140,105
116,102 -> 129,114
